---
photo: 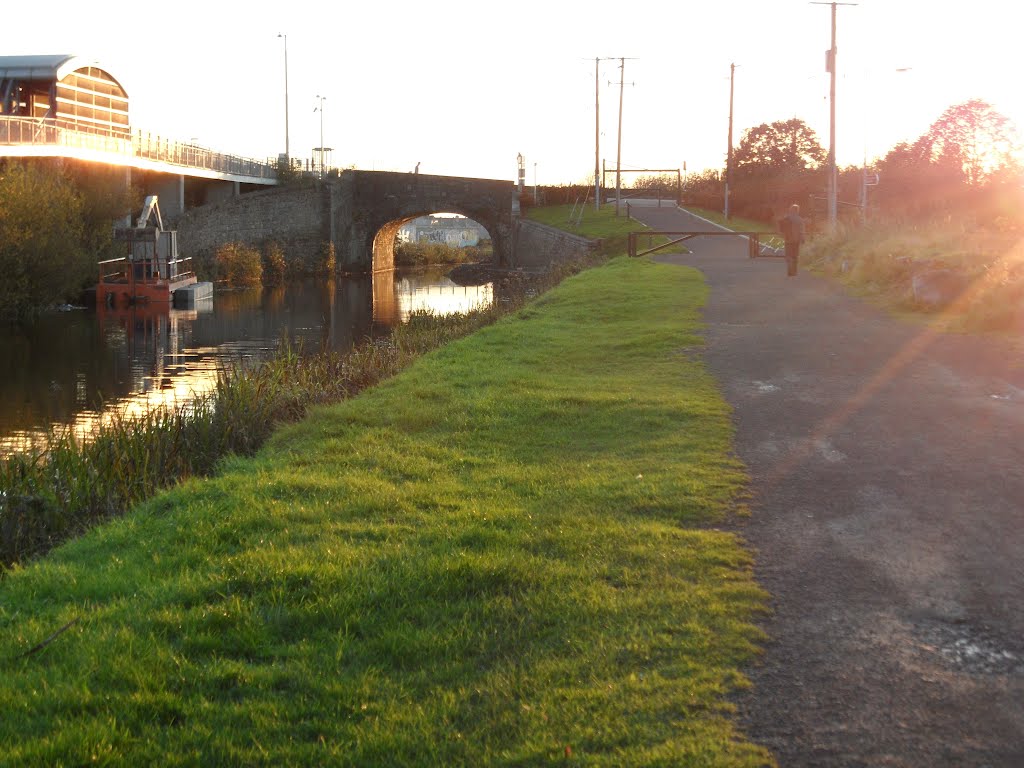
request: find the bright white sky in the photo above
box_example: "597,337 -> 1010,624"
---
9,0 -> 1022,185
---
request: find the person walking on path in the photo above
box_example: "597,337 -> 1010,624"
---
779,203 -> 805,276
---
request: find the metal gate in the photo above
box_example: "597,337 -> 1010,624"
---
627,230 -> 784,259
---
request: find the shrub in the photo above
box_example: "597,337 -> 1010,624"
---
263,241 -> 287,286
394,240 -> 478,267
215,243 -> 263,287
317,241 -> 337,276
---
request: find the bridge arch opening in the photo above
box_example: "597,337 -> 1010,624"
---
371,210 -> 495,273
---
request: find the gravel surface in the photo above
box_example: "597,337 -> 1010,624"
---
630,204 -> 1024,767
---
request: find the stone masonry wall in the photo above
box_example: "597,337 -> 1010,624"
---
176,185 -> 329,273
513,219 -> 599,268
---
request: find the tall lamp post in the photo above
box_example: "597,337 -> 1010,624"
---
278,33 -> 290,170
315,94 -> 326,178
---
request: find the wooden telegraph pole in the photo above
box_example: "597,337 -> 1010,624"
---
813,1 -> 857,231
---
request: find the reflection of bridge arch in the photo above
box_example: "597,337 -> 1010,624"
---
371,271 -> 493,326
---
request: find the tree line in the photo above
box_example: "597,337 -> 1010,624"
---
677,99 -> 1021,227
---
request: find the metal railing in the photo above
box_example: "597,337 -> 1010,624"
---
1,117 -> 277,181
133,131 -> 277,180
98,254 -> 196,284
1,116 -> 132,154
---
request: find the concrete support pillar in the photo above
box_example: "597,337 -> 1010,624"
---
202,180 -> 240,206
120,166 -> 133,226
146,174 -> 186,220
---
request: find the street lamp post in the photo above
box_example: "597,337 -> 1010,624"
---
278,34 -> 290,170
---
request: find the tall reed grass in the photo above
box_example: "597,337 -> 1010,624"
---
0,255 -> 599,570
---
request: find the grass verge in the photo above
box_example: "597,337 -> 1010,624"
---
527,203 -> 695,258
1,275 -> 553,569
0,256 -> 771,766
802,220 -> 1024,332
526,203 -> 642,254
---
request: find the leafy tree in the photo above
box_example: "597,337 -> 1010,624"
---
0,161 -> 87,322
733,118 -> 826,172
67,164 -> 139,262
729,119 -> 826,221
920,99 -> 1016,187
871,101 -> 1022,222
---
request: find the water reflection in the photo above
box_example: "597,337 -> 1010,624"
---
0,267 -> 492,453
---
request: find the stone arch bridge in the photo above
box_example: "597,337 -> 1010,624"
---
336,171 -> 514,272
177,170 -> 526,273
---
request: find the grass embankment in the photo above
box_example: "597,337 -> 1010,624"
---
0,303 -> 521,569
803,221 -> 1024,331
0,256 -> 770,766
526,203 -> 644,255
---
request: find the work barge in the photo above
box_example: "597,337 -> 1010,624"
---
97,196 -> 211,308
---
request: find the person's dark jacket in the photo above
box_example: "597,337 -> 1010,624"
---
779,212 -> 805,244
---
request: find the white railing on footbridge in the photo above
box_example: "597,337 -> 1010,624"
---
0,117 -> 278,182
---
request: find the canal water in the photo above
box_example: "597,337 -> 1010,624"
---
0,267 -> 492,453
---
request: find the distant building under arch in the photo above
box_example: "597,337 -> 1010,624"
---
0,54 -> 129,136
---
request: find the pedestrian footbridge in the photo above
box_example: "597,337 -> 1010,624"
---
0,54 -> 278,217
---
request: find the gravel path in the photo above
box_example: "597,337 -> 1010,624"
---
629,204 -> 1024,767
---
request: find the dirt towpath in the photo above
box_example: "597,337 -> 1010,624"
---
630,204 -> 1024,766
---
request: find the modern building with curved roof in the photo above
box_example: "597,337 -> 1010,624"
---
0,54 -> 129,136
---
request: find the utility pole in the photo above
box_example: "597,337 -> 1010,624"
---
814,1 -> 857,231
725,62 -> 736,220
612,57 -> 636,217
595,57 -> 601,211
592,57 -> 614,211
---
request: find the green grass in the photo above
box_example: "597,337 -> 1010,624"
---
1,302 -> 523,569
0,257 -> 771,766
526,203 -> 640,249
527,204 -> 691,257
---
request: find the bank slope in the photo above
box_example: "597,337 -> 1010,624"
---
0,256 -> 771,767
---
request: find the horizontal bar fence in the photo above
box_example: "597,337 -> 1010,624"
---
627,230 -> 785,259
